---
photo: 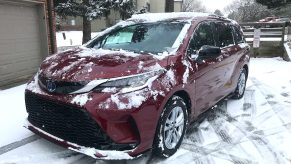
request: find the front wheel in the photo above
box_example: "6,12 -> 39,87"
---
232,68 -> 247,99
153,96 -> 188,157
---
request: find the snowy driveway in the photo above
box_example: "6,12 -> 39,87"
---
0,58 -> 291,164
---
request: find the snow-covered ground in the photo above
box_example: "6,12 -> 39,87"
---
0,58 -> 291,164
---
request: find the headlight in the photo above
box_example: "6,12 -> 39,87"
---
93,70 -> 164,91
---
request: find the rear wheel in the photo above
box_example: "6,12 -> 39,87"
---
232,68 -> 247,99
153,96 -> 188,157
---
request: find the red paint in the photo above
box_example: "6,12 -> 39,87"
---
25,16 -> 250,158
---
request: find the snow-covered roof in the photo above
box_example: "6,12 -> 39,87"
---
130,12 -> 211,22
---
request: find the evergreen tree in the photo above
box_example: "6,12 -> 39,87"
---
113,0 -> 136,20
55,0 -> 135,44
256,0 -> 291,9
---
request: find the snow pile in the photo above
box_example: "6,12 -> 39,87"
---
26,74 -> 50,96
50,58 -> 86,78
102,87 -> 117,93
143,63 -> 164,72
70,147 -> 134,160
77,47 -> 141,58
154,51 -> 173,60
110,90 -> 147,110
99,89 -> 148,110
181,60 -> 193,85
71,93 -> 92,106
284,42 -> 291,60
130,12 -> 210,22
138,61 -> 144,71
165,69 -> 176,85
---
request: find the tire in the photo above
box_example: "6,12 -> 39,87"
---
232,68 -> 247,99
153,96 -> 188,157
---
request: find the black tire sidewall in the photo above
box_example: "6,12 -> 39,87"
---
153,96 -> 188,157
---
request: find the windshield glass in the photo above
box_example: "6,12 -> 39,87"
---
89,22 -> 186,54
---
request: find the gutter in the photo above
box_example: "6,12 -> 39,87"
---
47,0 -> 57,54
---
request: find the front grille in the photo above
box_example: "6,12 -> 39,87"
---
38,74 -> 87,94
25,91 -> 128,150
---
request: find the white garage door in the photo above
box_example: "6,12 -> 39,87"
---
0,2 -> 47,88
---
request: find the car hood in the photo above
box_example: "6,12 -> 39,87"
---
39,47 -> 168,82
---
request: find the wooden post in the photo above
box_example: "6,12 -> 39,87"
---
253,28 -> 261,57
281,22 -> 286,46
287,22 -> 291,41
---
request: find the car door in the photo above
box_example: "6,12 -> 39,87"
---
229,24 -> 250,91
186,21 -> 221,114
210,22 -> 238,101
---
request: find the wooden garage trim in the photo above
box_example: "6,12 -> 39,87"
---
0,1 -> 56,89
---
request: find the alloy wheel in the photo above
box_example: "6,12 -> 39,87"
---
163,106 -> 185,149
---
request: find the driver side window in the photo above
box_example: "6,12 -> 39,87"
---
188,22 -> 215,55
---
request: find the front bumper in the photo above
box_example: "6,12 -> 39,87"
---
24,76 -> 166,159
24,120 -> 137,159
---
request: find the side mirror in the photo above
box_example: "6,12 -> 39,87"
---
198,45 -> 221,58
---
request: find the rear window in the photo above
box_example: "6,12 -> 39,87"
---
232,26 -> 245,44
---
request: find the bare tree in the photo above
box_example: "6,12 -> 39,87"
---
182,0 -> 207,12
225,0 -> 272,22
214,9 -> 224,16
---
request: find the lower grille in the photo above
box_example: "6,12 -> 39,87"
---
25,91 -> 132,150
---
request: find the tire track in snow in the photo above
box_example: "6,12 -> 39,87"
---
175,88 -> 287,163
250,77 -> 291,133
0,150 -> 82,164
0,135 -> 40,155
206,101 -> 258,164
217,92 -> 287,163
69,155 -> 95,164
176,95 -> 255,163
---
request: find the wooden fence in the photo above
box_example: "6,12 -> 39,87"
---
239,22 -> 291,59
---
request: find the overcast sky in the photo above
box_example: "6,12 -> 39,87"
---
201,0 -> 235,13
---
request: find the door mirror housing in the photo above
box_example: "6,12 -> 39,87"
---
198,45 -> 221,58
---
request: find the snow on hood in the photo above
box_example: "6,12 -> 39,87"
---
40,47 -> 168,82
71,93 -> 92,106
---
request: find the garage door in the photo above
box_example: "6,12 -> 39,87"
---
0,2 -> 47,88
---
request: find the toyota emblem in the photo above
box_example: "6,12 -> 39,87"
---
46,80 -> 56,92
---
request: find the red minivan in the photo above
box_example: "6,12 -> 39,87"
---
25,13 -> 250,159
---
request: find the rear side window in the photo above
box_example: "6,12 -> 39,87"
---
214,22 -> 234,47
188,22 -> 215,54
232,26 -> 245,44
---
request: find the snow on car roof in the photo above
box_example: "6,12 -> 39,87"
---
129,12 -> 212,22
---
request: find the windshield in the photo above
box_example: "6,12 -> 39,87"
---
88,22 -> 186,54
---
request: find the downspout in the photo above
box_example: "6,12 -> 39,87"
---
47,0 -> 57,54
